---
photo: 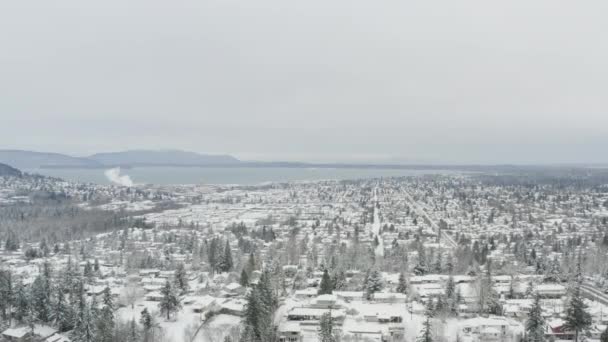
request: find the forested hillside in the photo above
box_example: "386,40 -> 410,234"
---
0,171 -> 177,247
0,163 -> 21,177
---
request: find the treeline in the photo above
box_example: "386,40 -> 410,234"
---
0,204 -> 151,247
473,168 -> 608,190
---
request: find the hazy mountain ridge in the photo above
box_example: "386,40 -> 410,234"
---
0,149 -> 241,169
0,162 -> 22,177
0,150 -> 101,169
89,149 -> 240,166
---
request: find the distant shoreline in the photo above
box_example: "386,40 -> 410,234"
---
38,163 -> 605,172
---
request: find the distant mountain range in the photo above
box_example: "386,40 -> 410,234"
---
0,150 -> 101,169
1,149 -> 593,172
89,150 -> 240,167
0,149 -> 241,169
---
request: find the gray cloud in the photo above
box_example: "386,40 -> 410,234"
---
1,0 -> 607,164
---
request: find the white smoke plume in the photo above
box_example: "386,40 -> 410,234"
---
104,167 -> 134,187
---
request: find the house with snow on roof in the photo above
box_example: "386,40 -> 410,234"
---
2,325 -> 58,342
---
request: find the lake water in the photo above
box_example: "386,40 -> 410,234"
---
25,167 -> 457,186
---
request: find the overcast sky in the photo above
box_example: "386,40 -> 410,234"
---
1,0 -> 607,164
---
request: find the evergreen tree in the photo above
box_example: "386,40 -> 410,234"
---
365,269 -> 383,300
247,252 -> 256,275
544,257 -> 562,283
89,295 -> 99,324
140,308 -> 153,342
525,281 -> 535,298
396,272 -> 408,294
208,238 -> 219,274
435,296 -> 448,314
525,294 -> 545,342
563,284 -> 592,342
159,280 -> 181,320
73,279 -> 87,322
242,286 -> 263,341
128,318 -> 140,342
241,269 -> 277,342
414,248 -> 429,275
25,305 -> 36,336
4,230 -> 19,251
258,269 -> 277,310
425,298 -> 436,318
318,269 -> 333,295
174,263 -> 189,294
40,238 -> 50,257
31,274 -> 51,322
333,270 -> 347,291
445,275 -> 455,299
240,269 -> 249,287
140,308 -> 153,330
478,261 -> 501,315
433,251 -> 443,273
0,269 -> 13,324
13,279 -> 29,323
508,276 -> 516,299
71,300 -> 96,342
318,311 -> 337,342
51,288 -> 73,332
97,287 -> 115,342
84,261 -> 93,279
417,316 -> 433,342
219,240 -> 233,272
64,257 -> 76,292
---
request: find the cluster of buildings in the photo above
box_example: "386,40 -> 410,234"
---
2,174 -> 608,341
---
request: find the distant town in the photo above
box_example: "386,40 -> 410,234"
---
2,162 -> 608,342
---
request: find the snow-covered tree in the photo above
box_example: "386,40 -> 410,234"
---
0,269 -> 13,325
140,308 -> 154,342
51,288 -> 73,332
564,284 -> 592,342
97,287 -> 115,342
159,280 -> 181,320
318,311 -> 338,342
333,270 -> 347,291
71,300 -> 96,342
13,279 -> 29,323
128,318 -> 140,342
174,263 -> 189,294
396,272 -> 408,294
417,316 -> 433,342
365,269 -> 383,300
219,240 -> 233,272
525,294 -> 545,342
242,269 -> 277,342
240,268 -> 249,287
83,261 -> 93,279
318,269 -> 333,295
31,274 -> 51,322
413,249 -> 429,276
